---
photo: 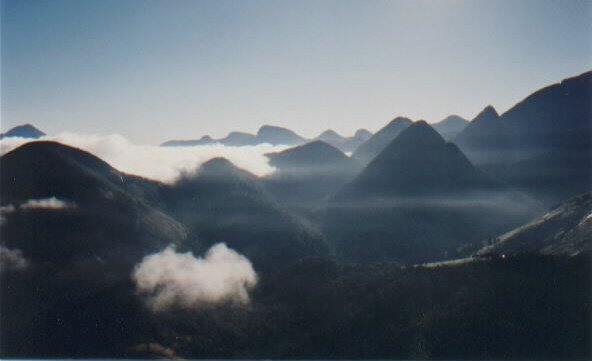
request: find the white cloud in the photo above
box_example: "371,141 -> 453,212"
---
0,245 -> 30,272
0,133 -> 286,183
0,204 -> 16,225
20,197 -> 75,210
132,243 -> 258,312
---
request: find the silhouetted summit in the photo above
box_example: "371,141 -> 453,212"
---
257,125 -> 306,145
352,121 -> 493,196
267,140 -> 357,173
352,116 -> 413,164
432,115 -> 469,140
0,124 -> 46,139
326,122 -> 539,264
315,128 -> 373,153
263,141 -> 361,207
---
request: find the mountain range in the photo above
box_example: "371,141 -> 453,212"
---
161,124 -> 373,152
1,70 -> 591,359
325,121 -> 541,263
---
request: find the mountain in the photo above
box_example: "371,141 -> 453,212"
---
161,135 -> 215,147
256,125 -> 306,145
325,121 -> 541,263
352,117 -> 413,164
219,131 -> 259,146
264,141 -> 361,208
315,128 -> 373,153
318,129 -> 347,144
161,125 -> 307,147
452,105 -> 511,166
266,140 -> 358,174
0,124 -> 46,139
477,192 -> 592,257
164,157 -> 329,269
0,141 -> 189,356
0,141 -> 186,264
452,71 -> 592,205
432,115 -> 468,140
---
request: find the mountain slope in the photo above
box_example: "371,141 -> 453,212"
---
451,71 -> 592,205
326,122 -> 541,263
164,157 -> 329,268
0,141 -> 186,264
352,117 -> 413,164
264,141 -> 361,207
477,192 -> 592,257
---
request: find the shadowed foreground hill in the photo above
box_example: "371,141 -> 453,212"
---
326,121 -> 541,263
131,254 -> 590,360
478,192 -> 592,257
0,141 -> 187,357
163,157 -> 329,269
0,141 -> 186,264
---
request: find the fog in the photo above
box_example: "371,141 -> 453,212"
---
0,133 -> 288,183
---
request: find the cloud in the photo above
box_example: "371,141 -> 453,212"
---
0,204 -> 16,225
0,245 -> 30,272
0,133 -> 287,183
132,243 -> 257,312
20,197 -> 75,210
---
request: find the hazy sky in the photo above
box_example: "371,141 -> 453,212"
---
2,0 -> 591,144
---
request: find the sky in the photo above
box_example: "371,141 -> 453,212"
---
1,0 -> 591,144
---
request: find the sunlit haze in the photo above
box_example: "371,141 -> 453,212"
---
2,0 -> 591,143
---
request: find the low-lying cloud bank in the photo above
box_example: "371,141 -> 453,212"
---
0,245 -> 30,272
0,133 -> 287,182
132,243 -> 258,312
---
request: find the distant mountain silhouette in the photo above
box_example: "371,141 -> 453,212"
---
0,124 -> 45,139
257,125 -> 305,145
432,115 -> 468,140
162,125 -> 308,147
161,135 -> 215,147
452,71 -> 592,205
264,141 -> 361,208
326,122 -> 540,263
267,140 -> 358,174
318,129 -> 347,143
452,105 -> 511,166
315,128 -> 373,153
219,131 -> 259,146
164,157 -> 329,269
478,192 -> 592,257
352,117 -> 413,164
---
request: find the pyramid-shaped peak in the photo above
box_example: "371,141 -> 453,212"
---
395,120 -> 446,146
475,105 -> 499,119
1,123 -> 46,139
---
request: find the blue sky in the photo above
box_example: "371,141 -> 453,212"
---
2,0 -> 591,143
